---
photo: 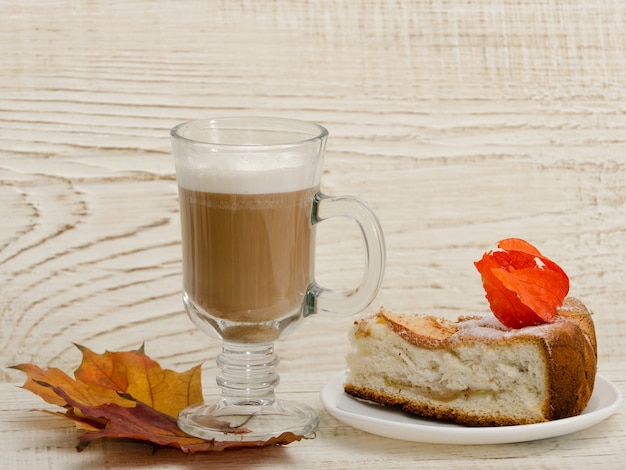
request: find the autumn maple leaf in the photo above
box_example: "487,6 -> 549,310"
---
12,344 -> 201,418
72,343 -> 202,418
11,344 -> 307,452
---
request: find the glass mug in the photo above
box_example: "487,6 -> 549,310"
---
171,117 -> 385,442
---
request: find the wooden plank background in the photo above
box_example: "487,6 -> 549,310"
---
1,1 -> 625,468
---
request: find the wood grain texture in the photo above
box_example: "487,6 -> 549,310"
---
1,0 -> 625,468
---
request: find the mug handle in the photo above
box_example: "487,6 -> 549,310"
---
304,192 -> 386,316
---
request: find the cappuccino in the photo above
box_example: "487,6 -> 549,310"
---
178,185 -> 318,323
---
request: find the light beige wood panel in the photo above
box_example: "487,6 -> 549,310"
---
1,374 -> 625,469
1,0 -> 625,468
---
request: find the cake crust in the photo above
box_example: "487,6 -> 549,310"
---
345,297 -> 597,426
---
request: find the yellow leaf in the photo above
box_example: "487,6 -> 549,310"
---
73,344 -> 203,418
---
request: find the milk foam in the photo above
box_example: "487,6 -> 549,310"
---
176,156 -> 320,194
172,117 -> 327,193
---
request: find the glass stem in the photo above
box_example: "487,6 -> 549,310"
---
216,342 -> 280,407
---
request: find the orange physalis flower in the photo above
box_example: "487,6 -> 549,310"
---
474,238 -> 570,329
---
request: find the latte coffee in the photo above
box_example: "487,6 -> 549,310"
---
179,185 -> 318,324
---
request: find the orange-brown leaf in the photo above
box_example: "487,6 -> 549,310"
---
73,344 -> 203,418
10,363 -> 134,409
12,344 -> 310,453
48,380 -> 304,453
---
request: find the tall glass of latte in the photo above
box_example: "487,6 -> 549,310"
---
171,117 -> 385,442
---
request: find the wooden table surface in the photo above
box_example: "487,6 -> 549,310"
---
1,1 -> 625,468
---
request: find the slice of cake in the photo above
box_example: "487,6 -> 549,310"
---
344,297 -> 597,426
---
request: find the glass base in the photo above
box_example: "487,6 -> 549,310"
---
177,399 -> 319,442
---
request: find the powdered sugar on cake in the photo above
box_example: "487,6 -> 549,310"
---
454,314 -> 561,342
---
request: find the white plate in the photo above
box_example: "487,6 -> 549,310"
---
320,371 -> 622,445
